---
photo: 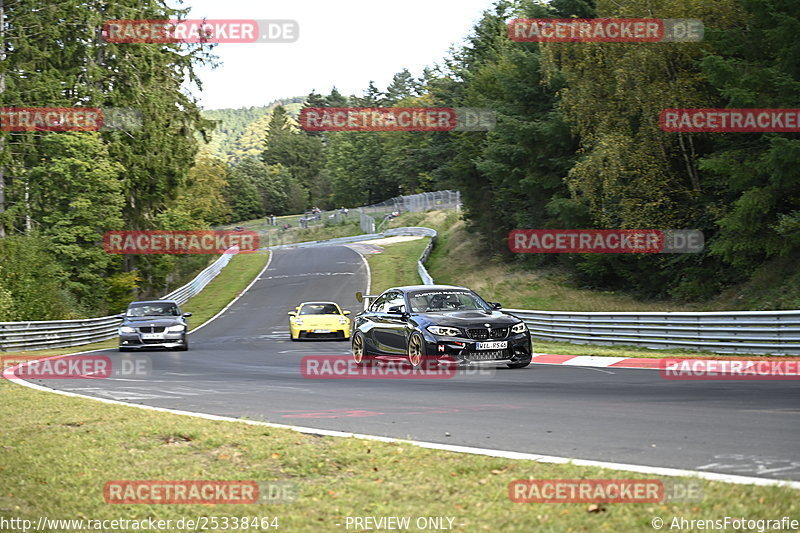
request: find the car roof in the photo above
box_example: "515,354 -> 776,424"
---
298,301 -> 341,306
128,300 -> 179,305
386,285 -> 471,293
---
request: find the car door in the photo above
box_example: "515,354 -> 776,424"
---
360,293 -> 389,354
373,291 -> 409,355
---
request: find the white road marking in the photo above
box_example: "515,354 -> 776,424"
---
562,356 -> 628,367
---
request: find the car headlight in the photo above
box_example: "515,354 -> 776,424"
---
293,318 -> 303,326
427,325 -> 461,337
511,322 -> 528,334
119,326 -> 136,334
339,317 -> 349,325
166,325 -> 186,332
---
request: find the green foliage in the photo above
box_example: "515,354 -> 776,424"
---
0,235 -> 77,320
25,133 -> 125,311
178,156 -> 231,225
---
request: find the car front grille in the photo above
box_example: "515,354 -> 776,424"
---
299,331 -> 345,339
138,326 -> 166,333
466,350 -> 510,361
467,327 -> 509,340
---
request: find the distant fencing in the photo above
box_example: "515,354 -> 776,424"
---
360,190 -> 460,219
0,247 -> 240,352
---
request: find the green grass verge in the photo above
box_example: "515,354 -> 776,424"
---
1,378 -> 797,532
365,238 -> 430,294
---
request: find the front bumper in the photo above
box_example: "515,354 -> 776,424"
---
421,332 -> 532,364
297,329 -> 349,340
119,333 -> 186,349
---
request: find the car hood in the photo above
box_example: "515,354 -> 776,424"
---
123,317 -> 184,327
415,311 -> 518,327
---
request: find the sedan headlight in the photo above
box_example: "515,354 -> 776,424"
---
511,321 -> 528,334
427,325 -> 461,337
166,324 -> 186,332
119,326 -> 136,334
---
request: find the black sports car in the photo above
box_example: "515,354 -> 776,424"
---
351,285 -> 532,369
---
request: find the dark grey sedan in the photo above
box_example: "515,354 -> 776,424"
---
117,300 -> 192,351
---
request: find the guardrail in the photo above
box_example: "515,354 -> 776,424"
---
503,309 -> 800,356
382,227 -> 437,286
0,247 -> 240,352
161,247 -> 239,305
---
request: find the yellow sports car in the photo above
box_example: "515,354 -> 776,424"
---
288,301 -> 351,341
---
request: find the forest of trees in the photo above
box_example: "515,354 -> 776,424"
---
212,0 -> 798,302
0,0 -> 216,319
0,0 -> 797,321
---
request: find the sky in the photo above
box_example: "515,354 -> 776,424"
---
178,0 -> 499,110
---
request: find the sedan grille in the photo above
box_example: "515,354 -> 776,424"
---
138,326 -> 166,333
467,327 -> 508,340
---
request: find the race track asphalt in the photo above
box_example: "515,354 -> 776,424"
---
26,245 -> 800,482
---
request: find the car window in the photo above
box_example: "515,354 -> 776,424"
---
408,290 -> 489,312
299,303 -> 340,315
369,293 -> 387,312
382,292 -> 405,313
127,304 -> 180,317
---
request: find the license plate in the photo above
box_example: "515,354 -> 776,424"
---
141,333 -> 164,340
312,329 -> 331,333
468,351 -> 507,361
476,341 -> 507,350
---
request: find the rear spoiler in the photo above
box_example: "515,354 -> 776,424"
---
355,291 -> 379,304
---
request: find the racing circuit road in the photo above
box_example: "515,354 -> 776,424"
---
19,244 -> 800,483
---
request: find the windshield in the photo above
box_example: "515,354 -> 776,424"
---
408,290 -> 491,313
126,304 -> 180,317
299,303 -> 340,315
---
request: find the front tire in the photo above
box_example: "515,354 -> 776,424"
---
352,331 -> 368,366
407,332 -> 425,369
177,334 -> 189,351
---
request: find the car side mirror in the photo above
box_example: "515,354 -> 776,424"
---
343,310 -> 351,315
490,302 -> 502,309
387,305 -> 406,315
183,312 -> 192,317
288,311 -> 296,316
